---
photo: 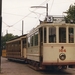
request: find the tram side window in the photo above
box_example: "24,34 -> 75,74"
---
49,27 -> 56,43
23,39 -> 26,48
28,37 -> 30,47
44,27 -> 46,43
19,41 -> 21,46
35,33 -> 38,46
39,27 -> 43,43
59,27 -> 66,43
69,28 -> 74,43
31,36 -> 33,46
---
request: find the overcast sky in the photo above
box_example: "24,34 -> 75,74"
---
2,0 -> 75,36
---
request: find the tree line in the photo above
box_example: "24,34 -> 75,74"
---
1,33 -> 18,50
65,3 -> 75,23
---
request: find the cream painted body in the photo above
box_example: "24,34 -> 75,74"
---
23,48 -> 27,58
27,46 -> 40,61
27,23 -> 75,65
27,43 -> 75,63
43,44 -> 75,63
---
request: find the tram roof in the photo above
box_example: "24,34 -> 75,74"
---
36,22 -> 75,29
6,34 -> 27,43
27,23 -> 75,36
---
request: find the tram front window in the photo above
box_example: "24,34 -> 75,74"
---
44,27 -> 46,43
69,28 -> 74,43
59,27 -> 66,43
49,27 -> 56,43
28,37 -> 30,47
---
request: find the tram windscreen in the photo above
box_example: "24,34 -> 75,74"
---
69,28 -> 74,43
44,27 -> 46,43
59,27 -> 66,43
49,27 -> 56,43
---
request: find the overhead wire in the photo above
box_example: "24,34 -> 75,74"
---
5,0 -> 50,26
2,26 -> 22,35
68,0 -> 75,3
49,0 -> 54,14
2,0 -> 50,35
2,21 -> 10,27
40,0 -> 50,5
3,12 -> 24,16
32,0 -> 50,26
3,0 -> 74,27
2,21 -> 14,27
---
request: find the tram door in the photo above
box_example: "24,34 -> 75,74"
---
39,27 -> 43,63
21,38 -> 26,58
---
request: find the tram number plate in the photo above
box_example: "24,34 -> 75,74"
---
59,49 -> 66,52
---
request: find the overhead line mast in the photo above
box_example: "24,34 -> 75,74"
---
0,0 -> 2,73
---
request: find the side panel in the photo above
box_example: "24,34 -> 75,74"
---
6,41 -> 21,59
23,48 -> 26,58
27,46 -> 40,61
43,44 -> 75,64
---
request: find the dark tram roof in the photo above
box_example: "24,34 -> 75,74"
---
7,34 -> 27,42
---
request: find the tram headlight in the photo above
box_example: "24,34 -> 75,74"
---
59,53 -> 66,60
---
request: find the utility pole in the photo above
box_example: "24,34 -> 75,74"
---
6,30 -> 8,42
22,20 -> 24,35
0,0 -> 2,73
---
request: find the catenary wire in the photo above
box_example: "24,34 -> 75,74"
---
3,0 -> 50,27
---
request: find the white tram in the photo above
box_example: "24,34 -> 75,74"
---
27,22 -> 75,70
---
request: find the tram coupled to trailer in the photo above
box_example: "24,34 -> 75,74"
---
5,19 -> 75,70
27,23 -> 75,70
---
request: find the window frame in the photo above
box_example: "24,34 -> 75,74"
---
49,26 -> 56,43
68,27 -> 74,43
59,27 -> 66,43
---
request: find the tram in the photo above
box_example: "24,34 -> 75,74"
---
6,16 -> 75,70
6,35 -> 27,61
26,16 -> 75,70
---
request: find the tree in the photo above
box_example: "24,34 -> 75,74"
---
65,3 -> 75,23
1,33 -> 18,50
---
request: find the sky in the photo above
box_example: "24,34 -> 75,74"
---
2,0 -> 75,36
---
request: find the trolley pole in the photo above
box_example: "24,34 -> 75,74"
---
0,0 -> 2,73
46,3 -> 48,17
31,3 -> 48,17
